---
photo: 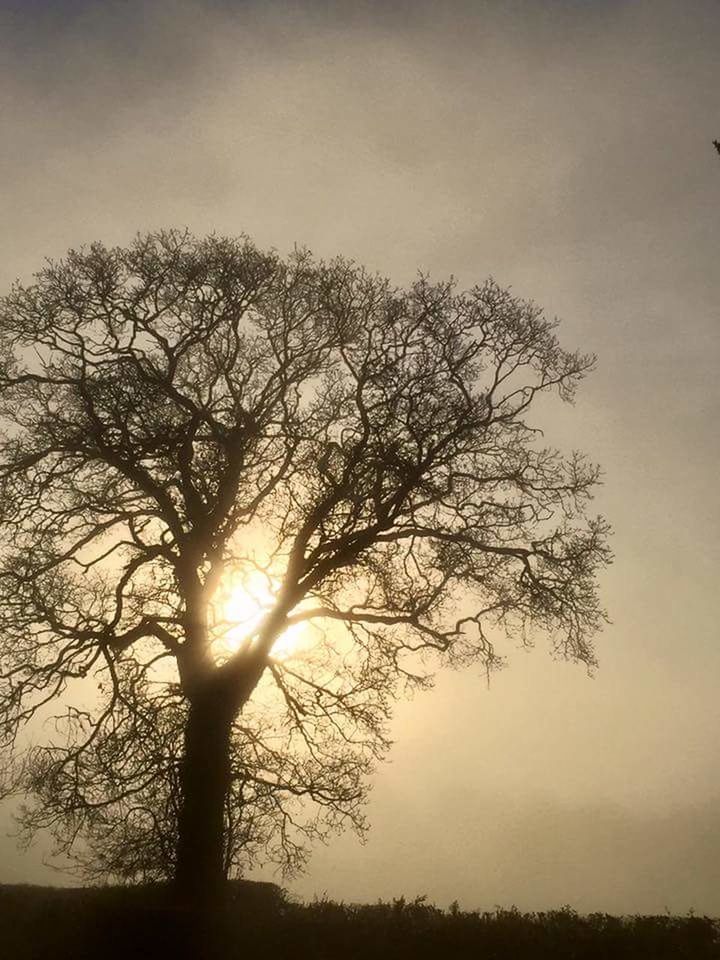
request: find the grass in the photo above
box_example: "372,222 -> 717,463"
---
1,882 -> 718,959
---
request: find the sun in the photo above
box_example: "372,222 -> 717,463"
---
219,570 -> 309,660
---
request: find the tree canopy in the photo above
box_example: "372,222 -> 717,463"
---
0,231 -> 610,898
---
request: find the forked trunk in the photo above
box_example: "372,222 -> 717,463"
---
174,691 -> 234,907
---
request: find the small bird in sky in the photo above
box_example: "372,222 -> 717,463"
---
713,139 -> 720,155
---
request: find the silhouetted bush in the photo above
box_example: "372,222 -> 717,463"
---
1,883 -> 718,959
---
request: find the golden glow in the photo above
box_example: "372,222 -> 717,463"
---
219,570 -> 309,660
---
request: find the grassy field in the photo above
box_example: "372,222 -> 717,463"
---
1,882 -> 718,959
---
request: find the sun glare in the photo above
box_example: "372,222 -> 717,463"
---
219,570 -> 309,661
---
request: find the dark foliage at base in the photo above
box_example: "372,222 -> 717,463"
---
1,883 -> 718,959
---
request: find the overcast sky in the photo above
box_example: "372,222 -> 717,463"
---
1,0 -> 719,915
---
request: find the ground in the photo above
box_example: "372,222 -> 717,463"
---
1,882 -> 717,959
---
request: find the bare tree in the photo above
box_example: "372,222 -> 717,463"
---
0,231 -> 610,905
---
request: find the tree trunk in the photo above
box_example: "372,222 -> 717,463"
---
174,690 -> 235,907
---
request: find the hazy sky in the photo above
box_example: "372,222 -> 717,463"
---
1,0 -> 719,915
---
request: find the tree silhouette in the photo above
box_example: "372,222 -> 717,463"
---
0,231 -> 610,905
